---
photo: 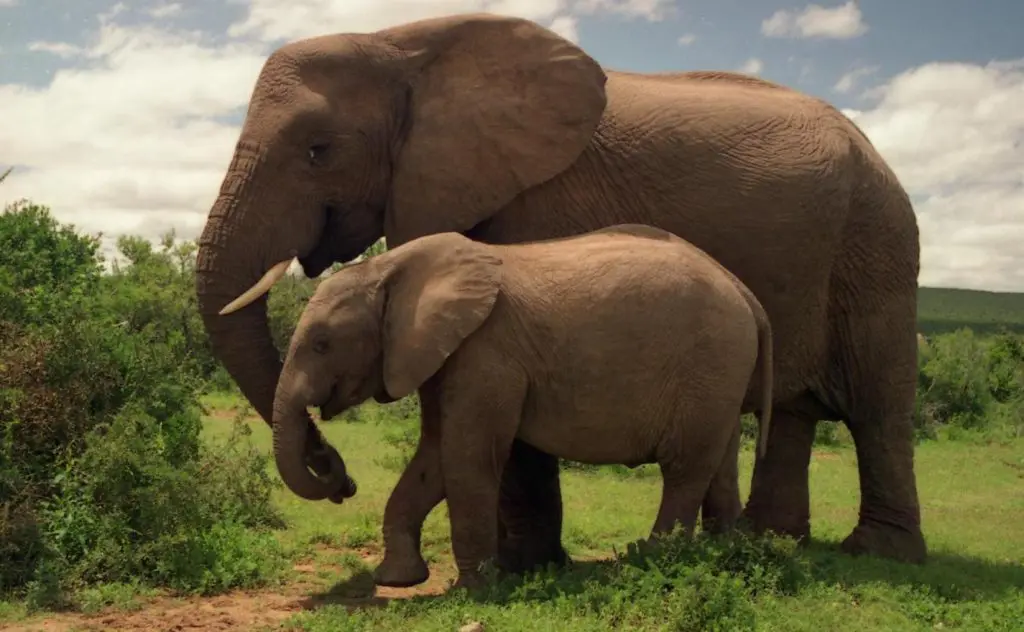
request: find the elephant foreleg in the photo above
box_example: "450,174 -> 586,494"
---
443,371 -> 527,589
741,406 -> 816,541
496,440 -> 569,574
374,386 -> 446,588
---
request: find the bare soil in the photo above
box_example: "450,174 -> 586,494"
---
1,550 -> 456,632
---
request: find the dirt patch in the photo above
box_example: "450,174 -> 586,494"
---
811,450 -> 843,461
1,551 -> 457,632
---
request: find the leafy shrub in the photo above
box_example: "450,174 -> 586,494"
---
916,329 -> 1024,440
0,202 -> 286,604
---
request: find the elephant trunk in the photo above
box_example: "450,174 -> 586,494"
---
196,140 -> 288,426
272,372 -> 357,501
195,139 -> 357,503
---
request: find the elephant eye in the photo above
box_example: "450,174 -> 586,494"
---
312,339 -> 329,355
308,143 -> 330,165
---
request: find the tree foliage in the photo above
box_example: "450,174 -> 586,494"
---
0,202 -> 285,604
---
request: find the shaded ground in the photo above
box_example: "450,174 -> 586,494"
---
1,548 -> 458,632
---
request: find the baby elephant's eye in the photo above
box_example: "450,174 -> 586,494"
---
312,339 -> 329,355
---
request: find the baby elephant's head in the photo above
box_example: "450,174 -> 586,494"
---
286,261 -> 392,422
271,232 -> 504,501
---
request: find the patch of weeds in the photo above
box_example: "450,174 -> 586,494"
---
0,599 -> 28,622
343,513 -> 380,548
374,418 -> 419,473
306,532 -> 344,548
75,581 -> 154,614
336,552 -> 370,574
559,460 -> 661,480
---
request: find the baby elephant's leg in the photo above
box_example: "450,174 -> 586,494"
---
375,387 -> 446,587
700,419 -> 743,534
443,371 -> 527,589
651,414 -> 736,537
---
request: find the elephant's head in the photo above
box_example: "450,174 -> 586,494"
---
272,232 -> 502,500
195,14 -> 607,474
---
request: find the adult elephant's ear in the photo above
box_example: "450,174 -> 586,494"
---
382,13 -> 608,246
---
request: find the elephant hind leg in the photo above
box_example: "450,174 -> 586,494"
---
831,298 -> 926,563
651,416 -> 735,537
700,420 -> 742,535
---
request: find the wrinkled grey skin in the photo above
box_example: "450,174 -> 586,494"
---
195,12 -> 925,571
273,226 -> 775,588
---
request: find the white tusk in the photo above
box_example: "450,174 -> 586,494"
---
218,258 -> 294,315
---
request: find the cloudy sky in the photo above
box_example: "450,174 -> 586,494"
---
1,1 -> 1022,292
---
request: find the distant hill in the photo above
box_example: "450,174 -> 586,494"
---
918,287 -> 1024,335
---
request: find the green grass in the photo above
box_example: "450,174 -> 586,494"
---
5,394 -> 1023,630
918,286 -> 1024,335
203,395 -> 1022,631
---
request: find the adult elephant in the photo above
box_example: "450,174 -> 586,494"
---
195,12 -> 926,566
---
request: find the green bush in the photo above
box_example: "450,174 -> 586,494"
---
0,202 -> 285,605
916,329 -> 1024,440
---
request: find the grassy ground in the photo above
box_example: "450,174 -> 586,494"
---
3,393 -> 1023,631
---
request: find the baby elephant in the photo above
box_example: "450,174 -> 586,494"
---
271,224 -> 773,589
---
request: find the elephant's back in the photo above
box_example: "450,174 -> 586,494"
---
502,232 -> 756,344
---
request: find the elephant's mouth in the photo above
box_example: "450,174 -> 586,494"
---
297,203 -> 385,279
317,383 -> 345,421
298,205 -> 341,279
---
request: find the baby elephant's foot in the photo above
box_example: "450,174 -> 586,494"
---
373,552 -> 429,588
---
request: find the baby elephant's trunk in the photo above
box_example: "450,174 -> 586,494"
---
272,390 -> 357,502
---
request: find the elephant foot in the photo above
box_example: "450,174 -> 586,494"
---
496,535 -> 570,575
373,552 -> 429,587
451,570 -> 488,591
738,507 -> 811,543
841,520 -> 927,564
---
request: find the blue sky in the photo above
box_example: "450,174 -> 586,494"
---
1,1 -> 1023,291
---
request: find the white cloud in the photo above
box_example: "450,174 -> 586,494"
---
547,15 -> 579,42
574,0 -> 672,20
230,0 -> 564,42
738,57 -> 763,75
0,0 -> 657,259
3,3 -> 1023,293
833,63 -> 877,93
762,1 -> 867,39
148,2 -> 183,19
229,0 -> 672,43
677,33 -> 696,46
0,0 -> 18,7
1,21 -> 266,246
28,41 -> 84,58
844,60 -> 1024,291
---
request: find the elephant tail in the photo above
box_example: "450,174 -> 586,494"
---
746,289 -> 774,459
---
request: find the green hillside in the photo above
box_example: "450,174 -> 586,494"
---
918,286 -> 1024,335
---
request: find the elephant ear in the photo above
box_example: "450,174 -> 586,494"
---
382,13 -> 608,246
379,234 -> 503,399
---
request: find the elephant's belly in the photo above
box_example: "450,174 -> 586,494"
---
515,409 -> 663,467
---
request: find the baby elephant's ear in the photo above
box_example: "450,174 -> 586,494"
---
380,238 -> 503,399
